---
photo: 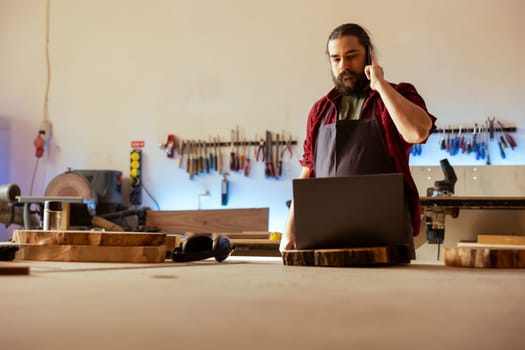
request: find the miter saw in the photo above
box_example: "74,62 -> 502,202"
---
3,169 -> 150,231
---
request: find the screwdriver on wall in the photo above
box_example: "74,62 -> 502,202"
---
230,130 -> 237,171
244,141 -> 251,177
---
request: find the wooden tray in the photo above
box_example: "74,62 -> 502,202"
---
282,246 -> 411,267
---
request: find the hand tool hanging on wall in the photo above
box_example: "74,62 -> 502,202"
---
221,173 -> 229,206
497,126 -> 509,151
187,141 -> 194,180
236,126 -> 242,171
256,137 -> 265,162
279,134 -> 294,176
275,133 -> 281,179
240,139 -> 246,172
199,141 -> 205,174
451,126 -> 461,156
445,126 -> 451,153
194,141 -> 200,175
446,128 -> 455,156
178,140 -> 186,168
244,143 -> 251,177
195,141 -> 200,174
265,131 -> 275,178
497,121 -> 517,150
484,125 -> 489,161
472,127 -> 478,157
193,141 -> 199,174
476,125 -> 486,160
465,130 -> 472,154
496,124 -> 506,159
216,136 -> 223,174
410,143 -> 422,156
280,134 -> 294,160
487,116 -> 496,140
439,129 -> 446,150
208,137 -> 214,172
160,134 -> 177,158
230,130 -> 238,171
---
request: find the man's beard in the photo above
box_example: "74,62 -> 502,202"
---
332,69 -> 370,96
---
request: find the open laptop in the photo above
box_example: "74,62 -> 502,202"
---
292,173 -> 409,250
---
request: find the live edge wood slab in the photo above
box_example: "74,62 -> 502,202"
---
12,230 -> 166,246
12,230 -> 169,263
444,246 -> 525,268
282,246 -> 411,267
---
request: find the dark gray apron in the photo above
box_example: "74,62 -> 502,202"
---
314,101 -> 415,258
314,102 -> 396,176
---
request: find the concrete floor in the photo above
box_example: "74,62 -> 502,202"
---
1,257 -> 524,350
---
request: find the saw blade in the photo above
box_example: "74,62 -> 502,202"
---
45,172 -> 94,200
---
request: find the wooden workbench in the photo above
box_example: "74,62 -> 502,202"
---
1,257 -> 524,350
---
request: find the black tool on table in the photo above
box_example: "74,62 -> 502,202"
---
171,234 -> 234,262
426,158 -> 457,197
0,242 -> 19,261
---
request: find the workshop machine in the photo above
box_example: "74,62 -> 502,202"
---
0,183 -> 38,228
45,169 -> 123,215
423,159 -> 458,245
2,169 -> 149,231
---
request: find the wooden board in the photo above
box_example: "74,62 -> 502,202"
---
230,239 -> 281,257
12,230 -> 166,247
457,241 -> 525,249
15,244 -> 167,263
145,208 -> 268,234
444,246 -> 525,268
477,234 -> 525,246
0,264 -> 30,275
224,232 -> 270,239
282,246 -> 411,267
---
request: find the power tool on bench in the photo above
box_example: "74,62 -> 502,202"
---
424,159 -> 458,245
426,158 -> 457,197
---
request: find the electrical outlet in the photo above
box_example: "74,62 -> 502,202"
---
39,120 -> 52,142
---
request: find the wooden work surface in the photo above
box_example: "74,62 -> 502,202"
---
1,257 -> 524,350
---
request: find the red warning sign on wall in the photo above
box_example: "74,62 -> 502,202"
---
131,140 -> 145,149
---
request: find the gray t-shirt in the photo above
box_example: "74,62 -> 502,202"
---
339,95 -> 366,120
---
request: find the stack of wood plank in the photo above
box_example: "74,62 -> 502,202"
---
444,234 -> 525,268
12,230 -> 176,263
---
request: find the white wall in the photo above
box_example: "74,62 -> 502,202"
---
1,0 -> 525,239
0,117 -> 10,184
